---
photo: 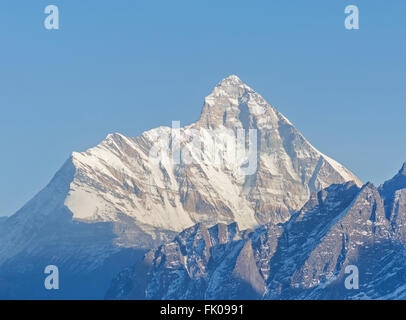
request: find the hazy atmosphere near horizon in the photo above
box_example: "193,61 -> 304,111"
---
1,0 -> 405,217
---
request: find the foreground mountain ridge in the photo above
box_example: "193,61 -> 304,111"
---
107,163 -> 406,300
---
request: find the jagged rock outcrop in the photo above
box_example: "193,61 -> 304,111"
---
107,163 -> 406,300
106,222 -> 267,300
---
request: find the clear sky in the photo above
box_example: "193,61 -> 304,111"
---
1,0 -> 405,216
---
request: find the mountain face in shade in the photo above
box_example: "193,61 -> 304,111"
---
107,163 -> 406,300
0,75 -> 360,299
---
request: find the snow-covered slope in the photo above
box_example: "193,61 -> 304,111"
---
107,163 -> 406,300
0,75 -> 361,299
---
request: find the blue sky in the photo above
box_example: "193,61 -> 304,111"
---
0,0 -> 405,216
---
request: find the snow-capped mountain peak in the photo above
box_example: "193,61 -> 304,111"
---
21,75 -> 361,231
0,76 -> 362,298
199,75 -> 272,130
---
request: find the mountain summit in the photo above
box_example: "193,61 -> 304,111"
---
198,74 -> 285,130
0,75 -> 361,298
62,75 -> 361,229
